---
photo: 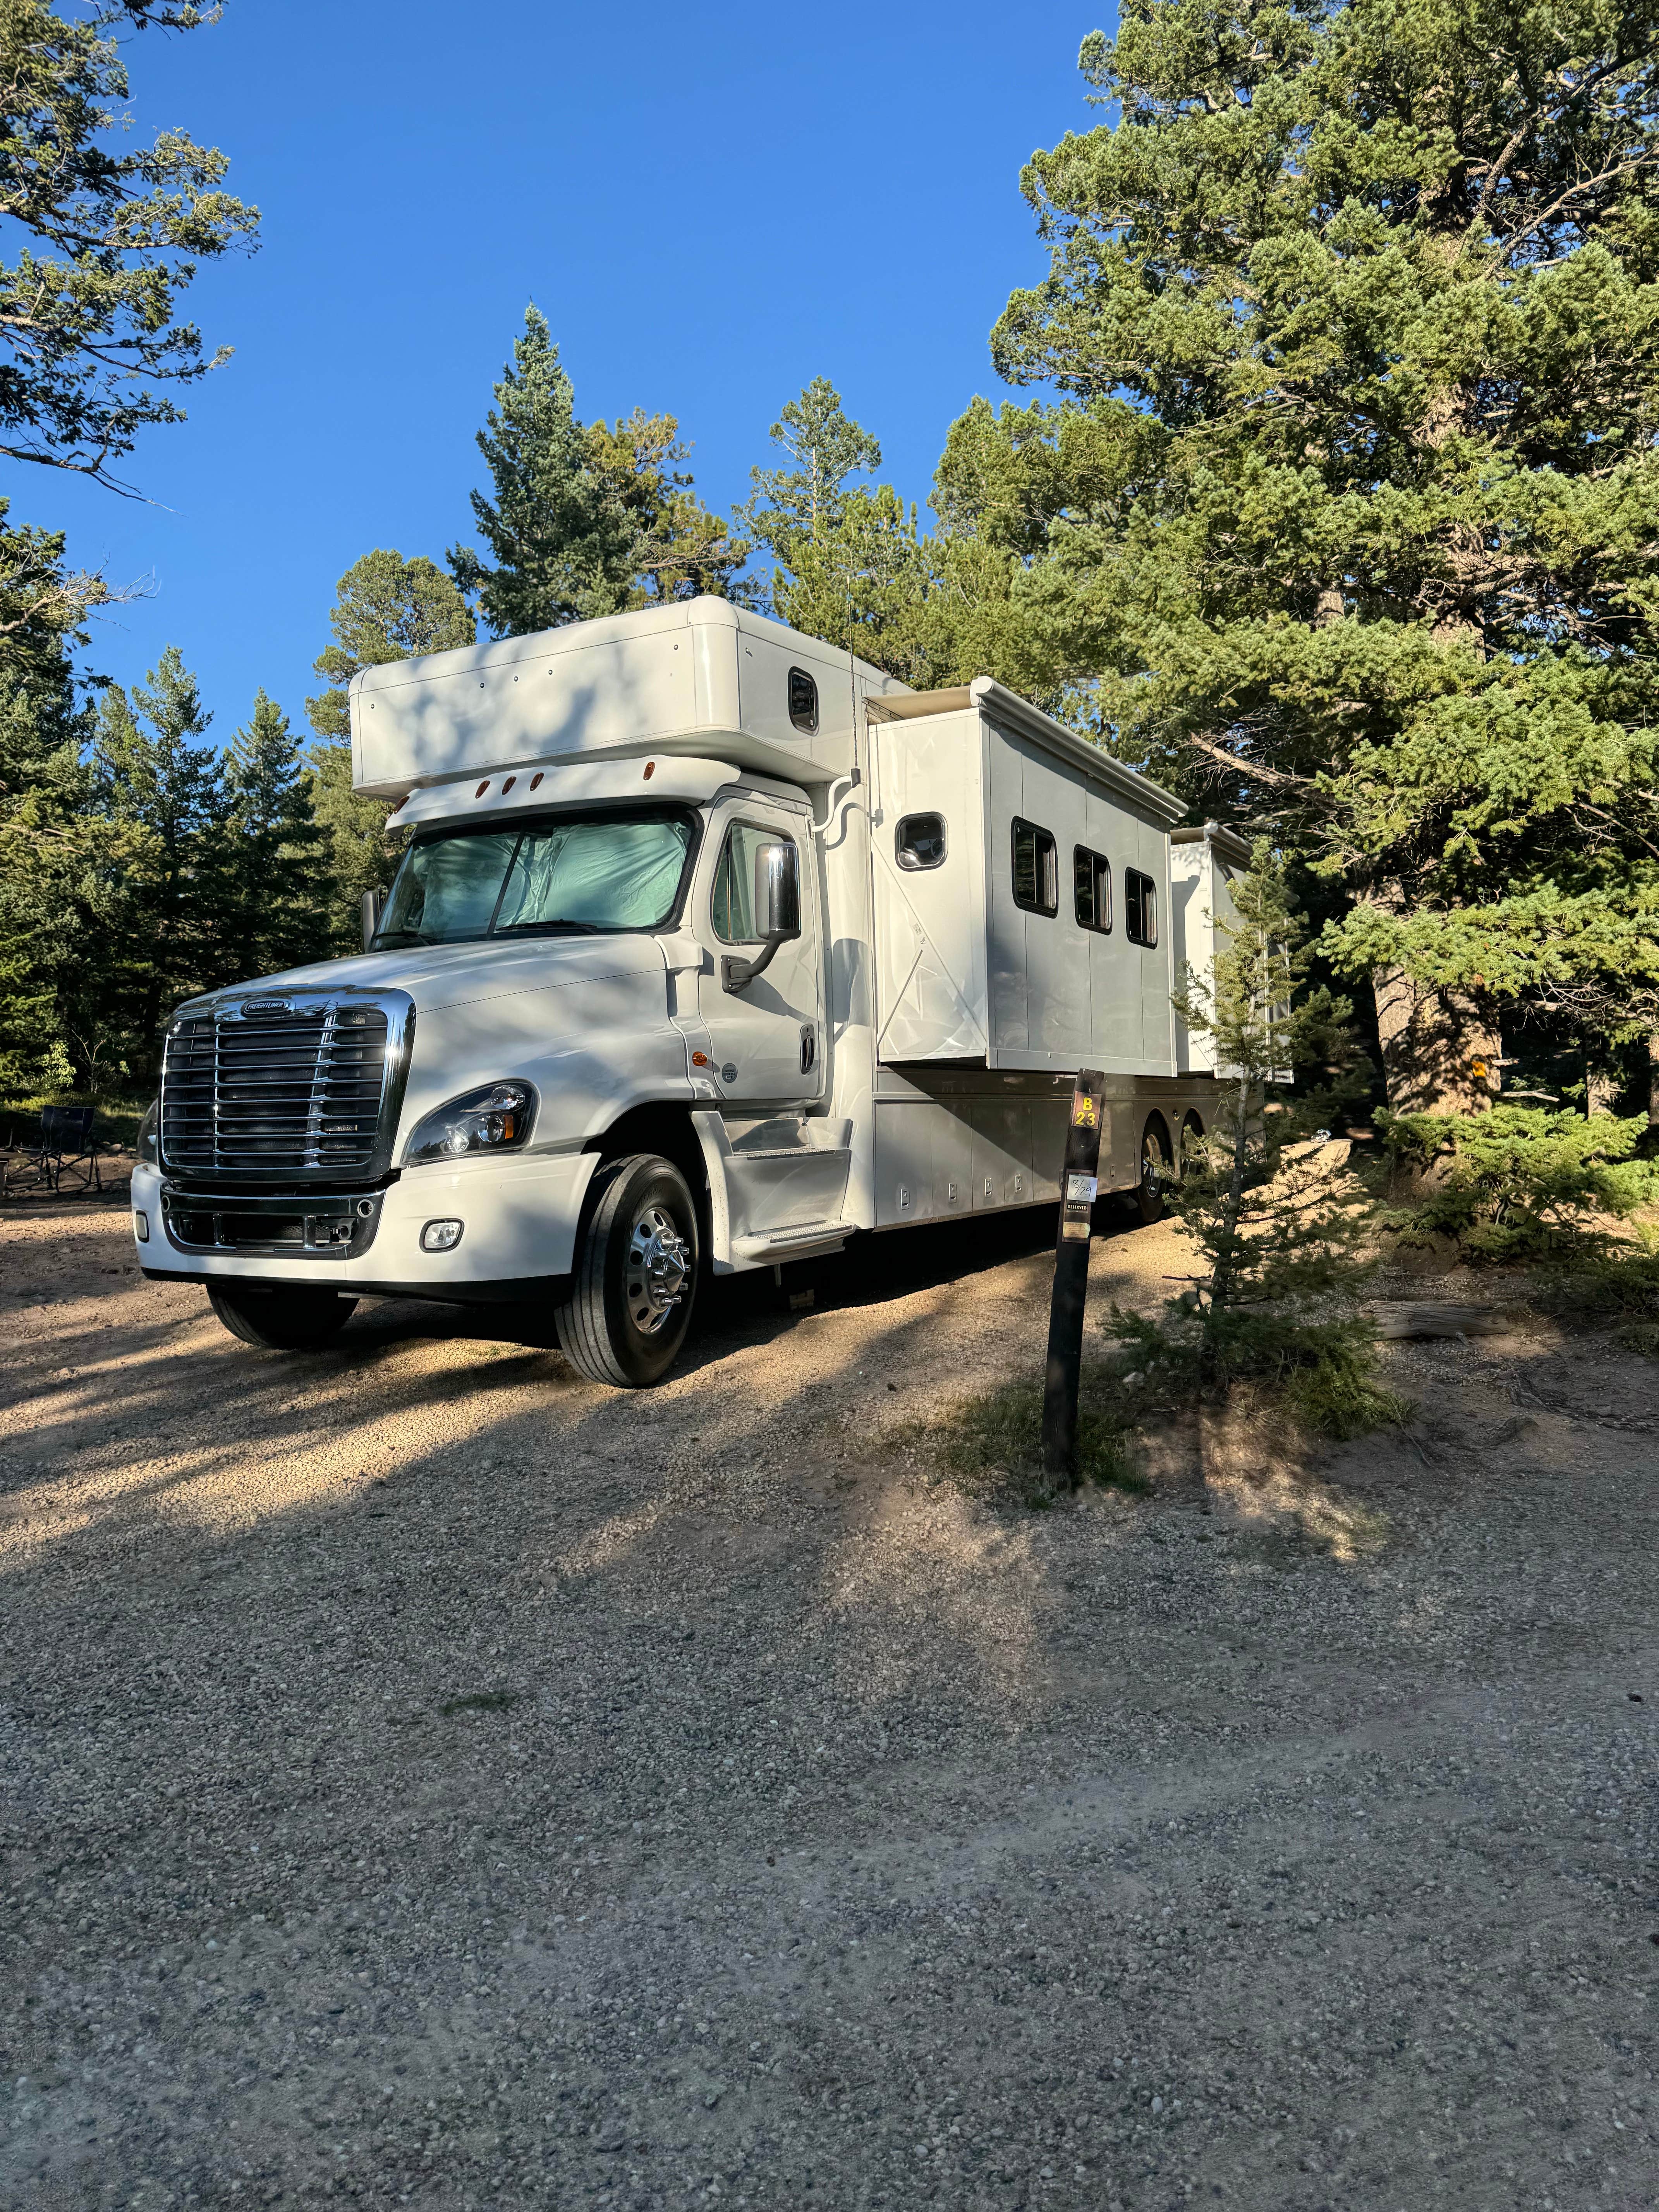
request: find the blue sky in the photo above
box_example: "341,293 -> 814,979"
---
12,1 -> 1105,745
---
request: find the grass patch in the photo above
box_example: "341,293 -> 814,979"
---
438,1690 -> 519,1716
933,1376 -> 1148,1510
1611,1319 -> 1659,1357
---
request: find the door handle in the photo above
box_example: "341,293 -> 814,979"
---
800,1023 -> 817,1075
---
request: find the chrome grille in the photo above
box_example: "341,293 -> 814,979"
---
161,999 -> 396,1177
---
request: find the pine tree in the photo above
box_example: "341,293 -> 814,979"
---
0,0 -> 258,490
306,550 -> 477,741
92,649 -> 227,1069
962,2 -> 1659,1110
1111,847 -> 1396,1437
451,308 -> 753,636
743,379 -> 883,577
448,306 -> 631,636
772,484 -> 949,681
224,690 -> 328,980
0,661 -> 81,1097
304,549 -> 476,950
0,500 -> 108,1096
741,379 -> 1018,683
585,409 -> 755,610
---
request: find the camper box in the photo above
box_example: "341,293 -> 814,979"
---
867,679 -> 1188,1074
349,594 -> 909,803
860,679 -> 1213,1223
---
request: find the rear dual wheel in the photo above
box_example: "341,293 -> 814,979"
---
1137,1111 -> 1206,1223
1136,1122 -> 1169,1224
555,1153 -> 699,1388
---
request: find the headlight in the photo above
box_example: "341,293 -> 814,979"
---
404,1081 -> 536,1166
137,1099 -> 159,1165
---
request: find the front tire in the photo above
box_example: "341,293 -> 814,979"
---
207,1284 -> 357,1350
555,1153 -> 699,1387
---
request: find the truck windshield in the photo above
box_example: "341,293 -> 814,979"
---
373,809 -> 697,948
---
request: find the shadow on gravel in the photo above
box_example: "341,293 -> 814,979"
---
5,1199 -> 1657,2212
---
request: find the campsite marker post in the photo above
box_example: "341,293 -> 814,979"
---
1042,1069 -> 1108,1484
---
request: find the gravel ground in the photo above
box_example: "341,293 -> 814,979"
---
2,1192 -> 1656,2212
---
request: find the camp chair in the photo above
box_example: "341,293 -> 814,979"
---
30,1105 -> 103,1193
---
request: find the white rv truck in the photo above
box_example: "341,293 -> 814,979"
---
130,598 -> 1240,1386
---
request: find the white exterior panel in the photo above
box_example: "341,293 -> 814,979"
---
870,709 -> 989,1063
1171,824 -> 1250,1074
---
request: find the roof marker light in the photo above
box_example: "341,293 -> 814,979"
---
531,772 -> 543,790
501,776 -> 515,793
475,780 -> 490,798
643,761 -> 656,780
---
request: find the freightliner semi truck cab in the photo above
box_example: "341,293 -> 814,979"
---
131,598 -> 1243,1387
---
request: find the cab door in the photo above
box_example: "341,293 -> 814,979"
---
696,800 -> 824,1105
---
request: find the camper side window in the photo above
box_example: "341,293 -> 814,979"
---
788,667 -> 819,734
1012,819 -> 1058,917
1074,846 -> 1112,933
896,813 -> 947,870
1125,867 -> 1158,947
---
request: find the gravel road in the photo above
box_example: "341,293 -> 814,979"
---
2,1194 -> 1656,2212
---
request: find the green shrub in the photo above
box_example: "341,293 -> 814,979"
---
1281,1340 -> 1412,1439
1378,1105 -> 1659,1259
1106,1305 -> 1407,1441
1536,1242 -> 1659,1318
934,1376 -> 1147,1509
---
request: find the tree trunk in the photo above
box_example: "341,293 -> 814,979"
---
1587,1066 -> 1620,1117
1373,965 -> 1499,1114
1649,1034 -> 1659,1126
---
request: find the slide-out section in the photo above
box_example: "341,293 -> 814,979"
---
869,680 -> 1188,1078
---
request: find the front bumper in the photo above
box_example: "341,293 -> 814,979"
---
131,1151 -> 599,1295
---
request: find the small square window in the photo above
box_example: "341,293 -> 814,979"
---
787,666 -> 819,734
1125,867 -> 1158,947
1012,817 -> 1058,916
896,813 -> 947,870
1074,846 -> 1112,933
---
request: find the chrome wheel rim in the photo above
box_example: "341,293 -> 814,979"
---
624,1203 -> 690,1336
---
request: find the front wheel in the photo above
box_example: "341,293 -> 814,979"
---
555,1154 -> 699,1387
207,1284 -> 357,1349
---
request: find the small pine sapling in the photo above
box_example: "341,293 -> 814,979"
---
1110,847 -> 1402,1439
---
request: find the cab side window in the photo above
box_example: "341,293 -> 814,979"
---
711,821 -> 792,943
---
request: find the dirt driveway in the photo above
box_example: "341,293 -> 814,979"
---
2,1193 -> 1656,2212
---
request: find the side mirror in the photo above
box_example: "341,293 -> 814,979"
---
752,840 -> 801,943
361,886 -> 386,953
722,840 -> 801,992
